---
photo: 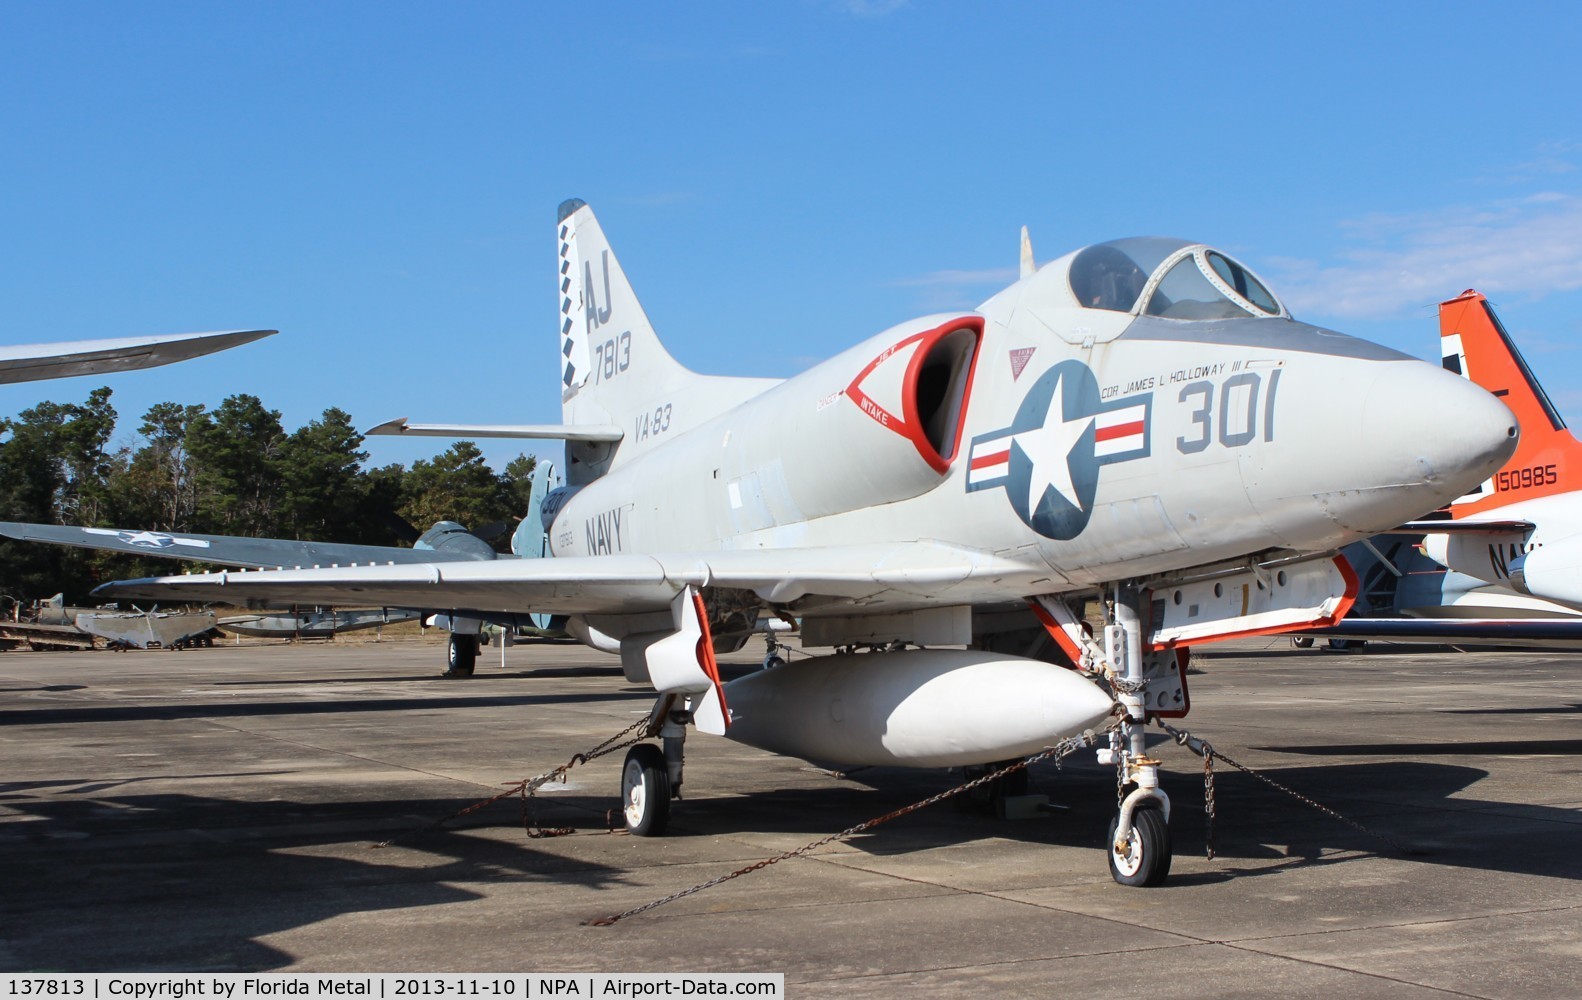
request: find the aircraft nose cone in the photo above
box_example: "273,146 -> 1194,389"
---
1345,360 -> 1518,529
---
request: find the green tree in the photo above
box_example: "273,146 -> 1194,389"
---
127,402 -> 207,531
188,394 -> 285,535
0,388 -> 120,600
400,441 -> 513,533
500,453 -> 539,516
278,407 -> 368,540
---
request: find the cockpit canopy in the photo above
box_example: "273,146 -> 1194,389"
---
1068,238 -> 1284,320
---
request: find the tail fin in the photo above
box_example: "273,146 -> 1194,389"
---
557,199 -> 694,423
1441,289 -> 1582,515
554,200 -> 778,481
510,459 -> 559,559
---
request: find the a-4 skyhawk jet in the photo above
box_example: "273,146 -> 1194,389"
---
90,201 -> 1517,885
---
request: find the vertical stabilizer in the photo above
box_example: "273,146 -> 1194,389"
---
553,200 -> 780,483
1441,289 -> 1579,514
557,199 -> 693,423
510,459 -> 560,559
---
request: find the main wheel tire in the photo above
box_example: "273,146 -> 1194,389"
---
1291,636 -> 1315,649
621,744 -> 671,837
953,759 -> 1031,815
445,633 -> 478,677
1108,805 -> 1172,887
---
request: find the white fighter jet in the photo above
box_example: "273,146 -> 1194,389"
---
1418,290 -> 1582,609
89,201 -> 1516,885
0,329 -> 274,384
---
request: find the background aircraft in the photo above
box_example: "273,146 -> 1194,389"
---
0,460 -> 563,675
1293,531 -> 1582,650
67,201 -> 1516,887
1416,291 -> 1582,610
0,329 -> 274,384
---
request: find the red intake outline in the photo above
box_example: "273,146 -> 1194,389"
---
845,316 -> 985,474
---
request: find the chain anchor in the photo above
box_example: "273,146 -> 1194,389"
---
372,716 -> 655,849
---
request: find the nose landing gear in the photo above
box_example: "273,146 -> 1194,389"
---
1107,802 -> 1172,886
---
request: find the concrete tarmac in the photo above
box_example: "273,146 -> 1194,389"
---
1,637 -> 1579,997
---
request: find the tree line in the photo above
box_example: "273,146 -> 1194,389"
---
0,387 -> 538,606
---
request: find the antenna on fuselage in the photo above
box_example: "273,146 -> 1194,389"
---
1019,225 -> 1036,279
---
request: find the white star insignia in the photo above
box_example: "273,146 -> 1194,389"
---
1011,372 -> 1093,513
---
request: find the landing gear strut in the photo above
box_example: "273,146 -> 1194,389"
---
1100,583 -> 1174,887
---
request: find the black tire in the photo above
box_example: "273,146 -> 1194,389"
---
1291,636 -> 1315,649
1107,805 -> 1171,887
621,744 -> 671,837
445,633 -> 478,677
953,759 -> 1031,815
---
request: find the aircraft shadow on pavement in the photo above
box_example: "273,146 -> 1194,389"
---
6,753 -> 1579,971
0,786 -> 647,973
205,665 -> 627,686
0,689 -> 650,727
1440,701 -> 1582,716
445,753 -> 1582,883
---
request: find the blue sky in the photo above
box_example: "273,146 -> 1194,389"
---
3,2 -> 1581,476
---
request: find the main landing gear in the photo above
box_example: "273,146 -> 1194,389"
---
621,744 -> 671,836
443,632 -> 479,678
620,700 -> 689,837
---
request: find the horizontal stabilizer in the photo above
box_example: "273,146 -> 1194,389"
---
0,329 -> 275,385
365,417 -> 624,443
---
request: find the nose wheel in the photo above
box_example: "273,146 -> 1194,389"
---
621,743 -> 672,836
1107,805 -> 1171,886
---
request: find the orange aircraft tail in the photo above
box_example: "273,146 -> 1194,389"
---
1440,289 -> 1582,516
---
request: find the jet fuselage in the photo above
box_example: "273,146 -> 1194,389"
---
550,254 -> 1515,596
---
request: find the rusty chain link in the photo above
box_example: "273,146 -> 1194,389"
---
1156,720 -> 1415,858
583,718 -> 1123,927
1202,749 -> 1216,860
372,717 -> 654,848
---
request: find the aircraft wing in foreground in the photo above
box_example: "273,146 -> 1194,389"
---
76,201 -> 1520,886
0,329 -> 275,384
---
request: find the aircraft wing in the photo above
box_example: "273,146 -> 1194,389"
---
365,417 -> 624,442
1299,617 -> 1582,648
0,521 -> 474,570
92,541 -> 1050,617
1397,519 -> 1535,534
0,329 -> 275,384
